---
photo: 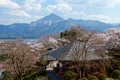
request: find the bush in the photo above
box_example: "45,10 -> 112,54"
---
80,78 -> 88,80
113,60 -> 120,70
2,70 -> 13,80
64,70 -> 77,80
111,70 -> 120,79
0,54 -> 7,61
36,59 -> 47,66
98,73 -> 106,80
88,75 -> 98,80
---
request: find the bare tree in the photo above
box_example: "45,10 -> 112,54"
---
62,27 -> 107,78
1,40 -> 35,80
70,33 -> 101,77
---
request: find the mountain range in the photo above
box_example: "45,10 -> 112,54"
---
0,13 -> 120,39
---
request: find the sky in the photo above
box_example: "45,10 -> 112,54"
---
0,0 -> 120,25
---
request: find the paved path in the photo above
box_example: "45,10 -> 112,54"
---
47,71 -> 61,80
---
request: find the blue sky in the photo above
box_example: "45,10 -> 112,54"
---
0,0 -> 120,24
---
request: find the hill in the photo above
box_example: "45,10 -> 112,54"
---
0,13 -> 119,39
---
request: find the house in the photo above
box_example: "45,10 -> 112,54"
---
44,43 -> 110,71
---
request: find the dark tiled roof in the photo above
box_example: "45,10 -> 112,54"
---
48,44 -> 72,60
44,44 -> 109,61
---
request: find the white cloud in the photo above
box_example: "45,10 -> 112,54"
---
60,0 -> 120,9
83,0 -> 120,8
73,11 -> 87,18
46,3 -> 72,14
23,0 -> 42,12
0,0 -> 20,9
24,0 -> 46,4
30,15 -> 43,21
7,10 -> 31,18
0,15 -> 43,25
87,15 -> 111,22
60,11 -> 87,19
85,14 -> 120,23
105,0 -> 120,8
1,0 -> 120,24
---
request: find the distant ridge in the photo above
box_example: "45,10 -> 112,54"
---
0,13 -> 119,39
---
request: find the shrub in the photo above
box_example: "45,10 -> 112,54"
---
98,73 -> 106,80
88,75 -> 98,80
64,70 -> 77,80
2,70 -> 13,80
111,70 -> 120,79
80,78 -> 88,80
113,60 -> 120,70
0,54 -> 7,61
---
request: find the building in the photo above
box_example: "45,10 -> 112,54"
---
44,43 -> 109,70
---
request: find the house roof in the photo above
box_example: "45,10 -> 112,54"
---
44,44 -> 109,61
44,44 -> 72,60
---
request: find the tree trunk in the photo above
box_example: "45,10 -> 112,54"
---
82,61 -> 87,77
77,62 -> 82,79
